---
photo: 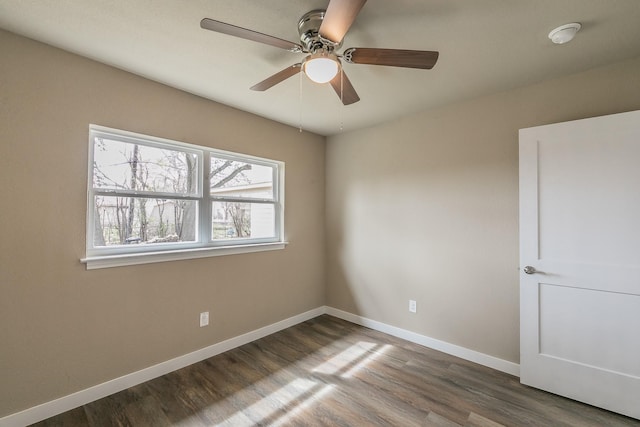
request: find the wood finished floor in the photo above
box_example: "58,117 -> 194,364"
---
31,315 -> 639,427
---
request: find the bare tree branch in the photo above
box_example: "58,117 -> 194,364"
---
212,164 -> 251,188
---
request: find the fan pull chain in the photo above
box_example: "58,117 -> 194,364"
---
339,67 -> 344,132
299,69 -> 303,133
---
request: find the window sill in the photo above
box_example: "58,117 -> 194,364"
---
81,242 -> 288,270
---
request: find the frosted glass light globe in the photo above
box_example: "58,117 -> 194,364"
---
304,53 -> 339,84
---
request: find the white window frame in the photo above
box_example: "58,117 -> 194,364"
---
82,125 -> 286,269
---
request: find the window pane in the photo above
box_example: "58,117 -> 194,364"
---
93,137 -> 198,195
93,196 -> 197,246
210,157 -> 273,199
211,202 -> 275,240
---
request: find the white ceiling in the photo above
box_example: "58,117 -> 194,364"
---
1,0 -> 640,136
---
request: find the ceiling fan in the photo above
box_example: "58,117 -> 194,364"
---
200,0 -> 439,105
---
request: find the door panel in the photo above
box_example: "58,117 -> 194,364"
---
537,132 -> 640,265
539,283 -> 640,376
519,110 -> 640,420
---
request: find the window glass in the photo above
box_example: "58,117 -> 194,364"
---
93,137 -> 198,195
211,202 -> 275,240
93,196 -> 197,247
210,157 -> 274,199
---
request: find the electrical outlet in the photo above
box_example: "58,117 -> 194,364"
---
409,300 -> 417,313
199,311 -> 209,327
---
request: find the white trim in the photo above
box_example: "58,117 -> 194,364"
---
81,241 -> 288,269
0,307 -> 325,427
325,307 -> 520,377
1,306 -> 520,426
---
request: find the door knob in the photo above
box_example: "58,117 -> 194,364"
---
523,266 -> 536,275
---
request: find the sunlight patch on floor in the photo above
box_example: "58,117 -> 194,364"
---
214,378 -> 323,427
312,341 -> 377,375
341,344 -> 392,378
202,340 -> 394,425
270,383 -> 335,426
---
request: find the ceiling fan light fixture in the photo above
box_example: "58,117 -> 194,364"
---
303,51 -> 339,83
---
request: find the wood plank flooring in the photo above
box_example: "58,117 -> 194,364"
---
31,315 -> 640,426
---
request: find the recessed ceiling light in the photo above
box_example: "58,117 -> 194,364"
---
548,23 -> 582,44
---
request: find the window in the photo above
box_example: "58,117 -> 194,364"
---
83,125 -> 285,268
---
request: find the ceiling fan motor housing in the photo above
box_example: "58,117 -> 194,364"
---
298,10 -> 342,53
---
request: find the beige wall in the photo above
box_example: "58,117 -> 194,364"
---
0,30 -> 325,416
3,23 -> 640,419
326,56 -> 640,364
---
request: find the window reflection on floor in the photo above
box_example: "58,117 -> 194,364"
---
207,341 -> 392,426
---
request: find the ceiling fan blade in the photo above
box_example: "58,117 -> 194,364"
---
344,48 -> 439,69
319,0 -> 367,44
329,70 -> 360,105
201,18 -> 303,52
250,64 -> 302,91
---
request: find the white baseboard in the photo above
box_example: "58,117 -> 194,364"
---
2,305 -> 519,426
0,307 -> 325,427
324,306 -> 520,377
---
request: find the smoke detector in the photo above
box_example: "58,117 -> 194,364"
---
548,23 -> 581,44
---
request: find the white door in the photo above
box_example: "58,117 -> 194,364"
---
519,110 -> 640,420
